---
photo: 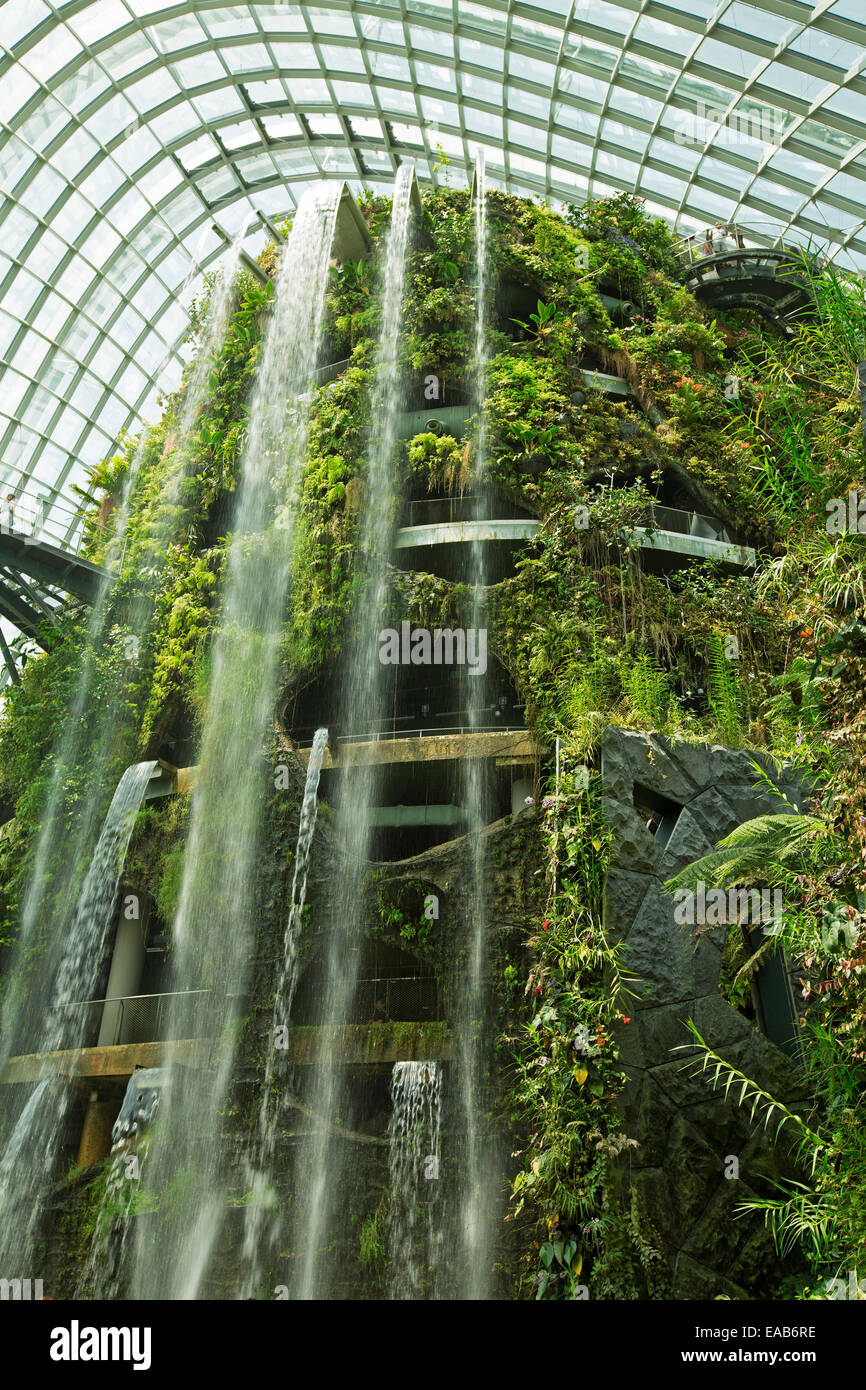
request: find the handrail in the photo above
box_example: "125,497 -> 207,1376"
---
71,989 -> 210,1007
295,723 -> 530,749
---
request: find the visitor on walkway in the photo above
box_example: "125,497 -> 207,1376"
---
715,223 -> 737,274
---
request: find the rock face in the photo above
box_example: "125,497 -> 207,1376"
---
601,728 -> 810,1298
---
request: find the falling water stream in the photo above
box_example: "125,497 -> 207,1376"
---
0,760 -> 158,1274
387,1061 -> 442,1300
455,153 -> 497,1298
132,187 -> 341,1300
240,727 -> 328,1294
76,1068 -> 165,1299
290,164 -> 416,1300
0,234 -> 245,1083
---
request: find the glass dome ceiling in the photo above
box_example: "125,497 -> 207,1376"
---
2,0 -> 866,557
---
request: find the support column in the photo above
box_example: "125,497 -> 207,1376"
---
97,899 -> 147,1047
77,1090 -> 115,1166
511,776 -> 533,817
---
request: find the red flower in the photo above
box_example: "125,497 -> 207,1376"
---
620,1015 -> 631,1024
542,919 -> 550,930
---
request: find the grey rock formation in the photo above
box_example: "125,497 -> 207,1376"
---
601,728 -> 810,1298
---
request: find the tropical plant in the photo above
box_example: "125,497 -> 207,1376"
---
664,810 -> 830,896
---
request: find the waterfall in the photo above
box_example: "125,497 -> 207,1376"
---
455,153 -> 497,1298
0,760 -> 158,1275
290,164 -> 416,1301
0,230 -> 246,1080
240,727 -> 328,1294
387,1061 -> 442,1300
132,187 -> 340,1300
76,1068 -> 165,1299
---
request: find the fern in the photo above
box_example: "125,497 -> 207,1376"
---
674,1022 -> 822,1153
706,630 -> 742,745
664,812 -> 828,894
621,651 -> 670,728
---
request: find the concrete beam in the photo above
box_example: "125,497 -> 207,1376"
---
295,729 -> 539,770
1,1023 -> 452,1082
1,1039 -> 206,1084
369,804 -> 469,827
149,735 -> 539,796
286,1022 -> 452,1065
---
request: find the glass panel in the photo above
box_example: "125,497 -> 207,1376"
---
760,61 -> 832,105
285,77 -> 331,103
99,32 -> 155,82
510,152 -> 546,180
17,98 -> 69,153
229,42 -> 274,73
204,7 -> 258,39
54,125 -> 103,180
236,152 -> 278,182
507,87 -> 549,121
415,61 -> 457,92
197,168 -> 239,202
303,8 -> 356,38
332,81 -> 376,107
79,160 -> 126,206
252,3 -> 307,32
368,51 -> 412,82
25,27 -> 81,81
0,135 -> 38,194
150,14 -> 208,53
172,52 -> 226,89
408,26 -> 453,58
320,45 -> 367,74
0,206 -> 38,258
54,62 -> 109,116
1,0 -> 50,48
23,166 -> 68,224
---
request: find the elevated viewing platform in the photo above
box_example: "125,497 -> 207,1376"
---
680,249 -> 815,334
395,518 -> 539,549
573,367 -> 632,397
629,504 -> 756,570
0,528 -> 108,604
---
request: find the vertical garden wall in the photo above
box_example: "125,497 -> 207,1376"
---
1,183 -> 865,1301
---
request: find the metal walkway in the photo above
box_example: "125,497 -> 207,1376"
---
680,249 -> 816,335
0,525 -> 109,679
